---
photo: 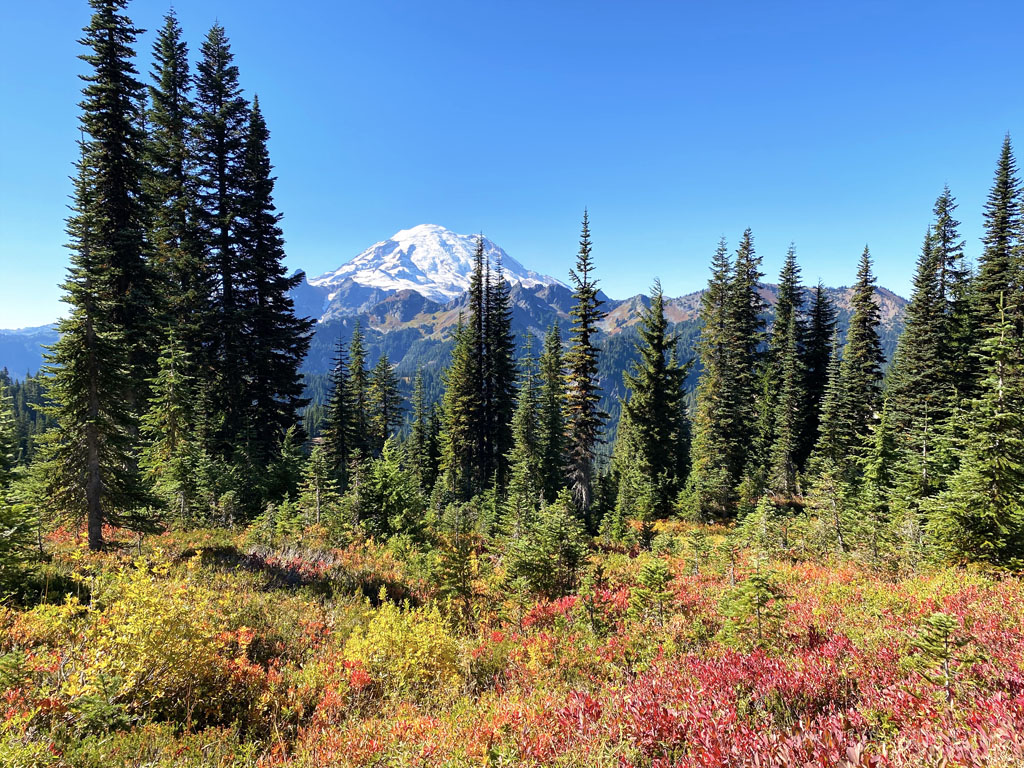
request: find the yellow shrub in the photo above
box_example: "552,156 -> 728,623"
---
63,559 -> 234,724
343,593 -> 460,701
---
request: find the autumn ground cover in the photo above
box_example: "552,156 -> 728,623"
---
2,522 -> 1022,768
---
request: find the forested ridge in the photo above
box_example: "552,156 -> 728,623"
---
2,1 -> 1024,766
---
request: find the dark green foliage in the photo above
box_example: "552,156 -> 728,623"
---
797,282 -> 838,468
538,326 -> 566,503
484,254 -> 517,487
439,317 -> 482,499
928,305 -> 1024,567
139,334 -> 202,523
718,558 -> 788,650
146,10 -> 210,381
41,0 -> 159,549
686,239 -> 736,518
321,338 -> 352,486
194,23 -> 249,449
505,489 -> 588,599
564,211 -> 607,521
885,228 -> 952,510
346,323 -> 371,459
235,97 -> 313,470
503,336 -> 543,539
974,136 -> 1021,338
0,379 -> 16,488
618,280 -> 690,519
367,354 -> 403,455
408,368 -> 437,491
767,312 -> 804,497
0,371 -> 52,466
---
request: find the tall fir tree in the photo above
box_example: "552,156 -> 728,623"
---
797,282 -> 838,468
408,368 -> 436,492
484,253 -> 518,487
145,9 -> 209,378
725,229 -> 766,489
235,96 -> 312,468
367,354 -> 403,456
884,229 -> 950,507
41,0 -> 157,549
194,23 -> 249,450
439,318 -> 483,499
619,280 -> 690,518
564,211 -> 607,522
975,136 -> 1021,338
686,239 -> 736,518
538,325 -> 566,503
767,311 -> 805,497
321,337 -> 352,486
837,247 -> 885,465
503,335 -> 543,538
346,323 -> 371,459
928,302 -> 1024,566
0,379 -> 16,489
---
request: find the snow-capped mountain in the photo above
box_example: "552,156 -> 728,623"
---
309,224 -> 562,305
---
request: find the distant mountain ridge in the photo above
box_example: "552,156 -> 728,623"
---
0,227 -> 907,397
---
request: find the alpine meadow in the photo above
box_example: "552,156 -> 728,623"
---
3,1 -> 1024,767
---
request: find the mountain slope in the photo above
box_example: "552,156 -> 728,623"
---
305,224 -> 564,320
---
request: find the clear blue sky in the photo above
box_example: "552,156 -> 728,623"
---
1,0 -> 1022,328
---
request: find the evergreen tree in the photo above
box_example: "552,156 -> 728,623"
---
619,280 -> 689,518
686,239 -> 736,518
346,323 -> 371,459
538,325 -> 566,503
408,368 -> 435,491
798,282 -> 838,468
724,229 -> 766,485
194,22 -> 249,448
838,247 -> 885,463
140,334 -> 202,523
439,318 -> 482,499
503,335 -> 543,539
809,331 -> 849,472
42,0 -> 157,550
145,10 -> 209,377
321,337 -> 352,486
297,443 -> 341,526
0,380 -> 16,489
564,211 -> 607,521
235,96 -> 312,467
932,187 -> 974,402
928,303 -> 1024,567
975,136 -> 1021,337
42,148 -> 151,549
484,253 -> 518,487
885,230 -> 949,506
767,311 -> 805,497
367,354 -> 402,455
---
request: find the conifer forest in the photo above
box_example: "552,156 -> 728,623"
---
2,1 -> 1024,766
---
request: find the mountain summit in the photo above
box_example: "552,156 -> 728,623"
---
308,224 -> 563,305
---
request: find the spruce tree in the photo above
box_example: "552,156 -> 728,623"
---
484,253 -> 517,487
538,325 -> 566,502
235,96 -> 312,467
346,323 -> 371,459
975,136 -> 1021,337
885,230 -> 949,505
42,149 -> 150,549
42,0 -> 157,549
838,247 -> 885,461
140,333 -> 202,523
367,354 -> 402,455
503,335 -> 543,539
809,331 -> 849,473
439,318 -> 483,499
928,303 -> 1024,566
767,312 -> 804,497
321,337 -> 352,486
0,380 -> 16,489
297,443 -> 341,526
564,211 -> 607,520
686,239 -> 736,518
725,229 -> 766,486
408,368 -> 433,491
619,280 -> 689,517
195,23 -> 249,448
146,10 -> 209,378
798,282 -> 838,468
